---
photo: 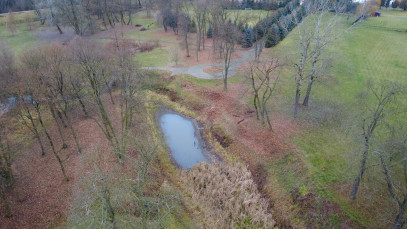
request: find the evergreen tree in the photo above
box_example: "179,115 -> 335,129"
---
242,28 -> 254,48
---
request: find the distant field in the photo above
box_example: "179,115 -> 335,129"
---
225,9 -> 272,26
268,14 -> 407,228
0,11 -> 37,26
380,8 -> 407,16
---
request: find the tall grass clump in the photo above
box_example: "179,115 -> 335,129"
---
181,162 -> 275,228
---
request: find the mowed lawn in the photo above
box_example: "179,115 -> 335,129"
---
267,14 -> 407,227
0,12 -> 40,54
380,8 -> 407,16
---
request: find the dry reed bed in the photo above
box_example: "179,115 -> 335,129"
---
181,162 -> 275,228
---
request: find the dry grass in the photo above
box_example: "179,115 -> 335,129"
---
181,162 -> 275,228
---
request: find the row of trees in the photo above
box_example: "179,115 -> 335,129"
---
392,0 -> 407,10
0,35 -> 146,217
26,0 -> 147,35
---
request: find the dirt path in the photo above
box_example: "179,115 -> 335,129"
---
143,49 -> 255,79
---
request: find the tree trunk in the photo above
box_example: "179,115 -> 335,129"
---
303,77 -> 314,106
264,108 -> 273,131
56,23 -> 63,34
49,104 -> 68,149
26,109 -> 46,156
393,204 -> 405,229
350,140 -> 369,199
253,94 -> 259,120
61,106 -> 82,154
185,32 -> 190,57
36,105 -> 69,182
294,83 -> 301,117
77,96 -> 89,118
0,186 -> 12,217
197,18 -> 201,52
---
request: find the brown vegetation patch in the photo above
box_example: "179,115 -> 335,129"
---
210,125 -> 233,148
136,40 -> 160,52
203,66 -> 222,74
155,87 -> 179,102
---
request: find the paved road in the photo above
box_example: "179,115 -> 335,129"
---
0,10 -> 35,16
143,49 -> 255,79
382,14 -> 407,18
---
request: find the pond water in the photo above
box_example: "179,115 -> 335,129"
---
0,97 -> 16,116
159,113 -> 210,170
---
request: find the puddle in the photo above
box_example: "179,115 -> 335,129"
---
159,112 -> 210,169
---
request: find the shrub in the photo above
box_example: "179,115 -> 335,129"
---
181,162 -> 275,228
137,41 -> 160,52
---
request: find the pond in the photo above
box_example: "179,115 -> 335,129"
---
0,97 -> 16,116
159,112 -> 210,170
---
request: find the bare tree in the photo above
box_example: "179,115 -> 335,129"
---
169,46 -> 179,66
193,0 -> 207,61
350,80 -> 404,199
41,44 -> 83,154
0,41 -> 16,97
291,0 -> 353,116
69,142 -> 180,228
20,49 -> 70,182
69,38 -> 120,158
219,22 -> 240,91
53,0 -> 93,35
376,132 -> 407,229
0,120 -> 14,218
108,36 -> 142,160
179,12 -> 191,58
248,59 -> 280,131
15,96 -> 46,156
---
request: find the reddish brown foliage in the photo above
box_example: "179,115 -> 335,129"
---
0,94 -> 122,228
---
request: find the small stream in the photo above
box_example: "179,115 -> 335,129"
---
159,112 -> 210,170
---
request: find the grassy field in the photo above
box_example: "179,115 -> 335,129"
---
265,14 -> 407,227
380,8 -> 407,16
225,9 -> 271,26
0,12 -> 41,54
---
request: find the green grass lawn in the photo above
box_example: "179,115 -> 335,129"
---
0,24 -> 40,54
267,14 -> 407,228
0,11 -> 37,26
380,8 -> 407,16
225,9 -> 272,26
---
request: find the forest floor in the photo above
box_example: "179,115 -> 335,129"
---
0,94 -> 116,228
